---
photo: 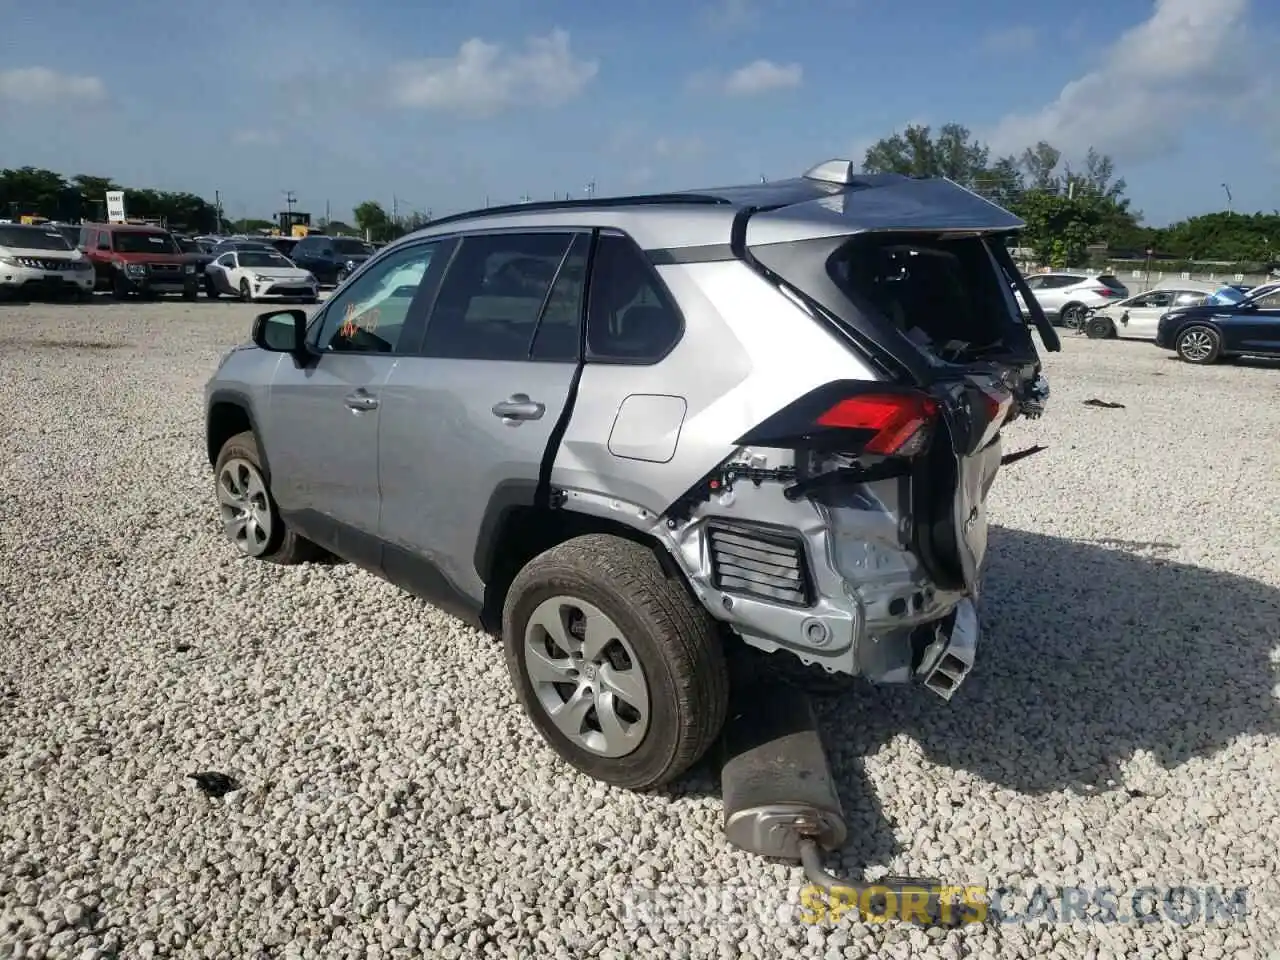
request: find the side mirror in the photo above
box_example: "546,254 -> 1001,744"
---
252,309 -> 308,354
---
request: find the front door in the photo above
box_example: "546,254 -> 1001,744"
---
377,230 -> 590,611
1234,288 -> 1280,354
1117,290 -> 1174,339
265,240 -> 443,565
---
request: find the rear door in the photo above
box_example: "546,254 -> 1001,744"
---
264,239 -> 443,564
376,229 -> 590,605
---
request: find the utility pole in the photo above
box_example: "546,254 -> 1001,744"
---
1221,183 -> 1232,216
214,190 -> 223,233
585,180 -> 597,199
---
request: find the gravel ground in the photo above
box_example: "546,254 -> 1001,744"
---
1,299 -> 1278,960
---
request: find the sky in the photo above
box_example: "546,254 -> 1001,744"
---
0,0 -> 1276,227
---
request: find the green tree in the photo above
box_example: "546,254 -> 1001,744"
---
861,123 -> 990,187
1015,192 -> 1105,267
353,200 -> 390,240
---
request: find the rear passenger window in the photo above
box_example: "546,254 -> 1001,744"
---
585,233 -> 683,363
422,232 -> 577,361
530,233 -> 590,362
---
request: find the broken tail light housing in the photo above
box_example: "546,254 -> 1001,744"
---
735,381 -> 942,458
815,393 -> 938,457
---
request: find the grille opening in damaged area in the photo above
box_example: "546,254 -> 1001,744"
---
706,521 -> 813,607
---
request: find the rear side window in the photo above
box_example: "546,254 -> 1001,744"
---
1097,274 -> 1127,292
827,235 -> 1019,351
421,232 -> 578,361
585,233 -> 684,363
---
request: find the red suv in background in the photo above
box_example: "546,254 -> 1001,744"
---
78,223 -> 200,300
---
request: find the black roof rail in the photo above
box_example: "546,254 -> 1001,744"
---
414,193 -> 733,232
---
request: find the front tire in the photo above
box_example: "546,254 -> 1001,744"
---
1085,315 -> 1114,339
213,431 -> 321,564
112,274 -> 131,300
205,276 -> 221,299
238,279 -> 253,303
502,534 -> 729,791
1176,325 -> 1221,364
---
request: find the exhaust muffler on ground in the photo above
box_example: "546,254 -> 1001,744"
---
719,680 -> 965,926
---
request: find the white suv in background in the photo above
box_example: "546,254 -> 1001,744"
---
1015,272 -> 1129,327
0,222 -> 96,301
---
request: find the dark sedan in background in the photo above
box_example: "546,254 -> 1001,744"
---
1156,281 -> 1280,363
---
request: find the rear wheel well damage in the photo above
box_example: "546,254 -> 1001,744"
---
479,507 -> 688,634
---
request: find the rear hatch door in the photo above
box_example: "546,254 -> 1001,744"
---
744,176 -> 1043,592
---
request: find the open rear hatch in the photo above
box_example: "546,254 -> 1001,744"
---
738,174 -> 1053,593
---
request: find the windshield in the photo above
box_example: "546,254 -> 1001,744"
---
1208,286 -> 1247,305
1238,282 -> 1280,305
0,226 -> 74,251
333,238 -> 373,256
239,251 -> 295,268
176,238 -> 201,253
114,231 -> 180,254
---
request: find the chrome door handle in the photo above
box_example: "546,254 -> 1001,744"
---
344,390 -> 379,412
491,394 -> 545,422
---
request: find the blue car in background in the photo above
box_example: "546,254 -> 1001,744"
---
1155,280 -> 1280,364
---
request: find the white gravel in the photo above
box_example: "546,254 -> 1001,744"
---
2,300 -> 1279,959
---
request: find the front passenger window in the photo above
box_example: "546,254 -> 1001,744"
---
313,242 -> 439,354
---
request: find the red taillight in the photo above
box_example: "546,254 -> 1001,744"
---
1094,287 -> 1117,296
815,393 -> 939,456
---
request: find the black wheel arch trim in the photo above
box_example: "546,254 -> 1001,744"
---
205,388 -> 272,481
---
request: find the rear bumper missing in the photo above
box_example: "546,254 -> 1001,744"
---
662,477 -> 981,699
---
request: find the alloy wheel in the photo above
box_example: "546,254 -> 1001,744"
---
523,596 -> 651,759
1178,329 -> 1214,362
216,458 -> 273,557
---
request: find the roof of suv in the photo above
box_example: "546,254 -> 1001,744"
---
84,222 -> 170,233
399,161 -> 1025,252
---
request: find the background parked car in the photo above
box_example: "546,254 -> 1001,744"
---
1015,272 -> 1129,327
78,222 -> 199,300
1155,283 -> 1280,363
1083,278 -> 1232,340
0,222 -> 96,301
290,234 -> 376,286
204,247 -> 319,302
266,237 -> 298,258
175,236 -> 216,276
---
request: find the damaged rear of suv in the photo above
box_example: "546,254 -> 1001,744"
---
203,159 -> 1056,793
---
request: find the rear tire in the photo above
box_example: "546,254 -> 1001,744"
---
1060,303 -> 1086,329
502,534 -> 729,791
213,431 -> 322,565
1176,325 -> 1221,364
1085,316 -> 1114,339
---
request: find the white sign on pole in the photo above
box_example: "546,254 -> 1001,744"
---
1180,271 -> 1191,280
1131,270 -> 1143,278
1234,273 -> 1245,282
105,191 -> 126,223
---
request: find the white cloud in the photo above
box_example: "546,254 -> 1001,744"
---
0,67 -> 105,105
691,59 -> 802,97
387,29 -> 598,116
981,25 -> 1039,55
986,0 -> 1264,164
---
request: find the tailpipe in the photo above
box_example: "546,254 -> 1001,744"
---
719,681 -> 958,925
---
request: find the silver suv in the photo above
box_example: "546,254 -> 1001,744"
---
1015,271 -> 1128,327
203,160 -> 1057,790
